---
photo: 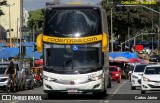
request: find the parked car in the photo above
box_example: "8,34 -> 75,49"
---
141,65 -> 160,94
131,64 -> 149,90
149,55 -> 159,62
0,62 -> 26,92
0,65 -> 10,91
109,66 -> 121,83
22,68 -> 34,90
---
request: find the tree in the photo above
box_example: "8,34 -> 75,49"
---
100,0 -> 159,49
27,9 -> 44,33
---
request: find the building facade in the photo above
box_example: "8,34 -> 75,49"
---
0,0 -> 21,42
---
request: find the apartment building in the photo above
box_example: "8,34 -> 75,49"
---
0,0 -> 21,42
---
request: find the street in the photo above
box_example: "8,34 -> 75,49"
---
0,79 -> 160,103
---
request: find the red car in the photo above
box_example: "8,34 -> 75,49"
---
109,66 -> 121,83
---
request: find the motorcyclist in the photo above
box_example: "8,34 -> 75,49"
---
4,61 -> 17,86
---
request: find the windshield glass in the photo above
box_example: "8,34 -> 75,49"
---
44,7 -> 101,37
44,42 -> 102,74
145,67 -> 160,74
109,67 -> 117,72
0,67 -> 8,74
134,65 -> 147,72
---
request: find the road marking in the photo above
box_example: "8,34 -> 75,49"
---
11,101 -> 19,103
105,101 -> 110,102
112,81 -> 127,94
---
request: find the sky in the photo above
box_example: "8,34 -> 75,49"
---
23,0 -> 101,11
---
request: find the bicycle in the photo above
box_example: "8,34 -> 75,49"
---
7,75 -> 16,93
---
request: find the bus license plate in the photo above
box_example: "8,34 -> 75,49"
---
67,89 -> 77,93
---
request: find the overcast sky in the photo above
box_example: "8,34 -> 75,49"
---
23,0 -> 100,11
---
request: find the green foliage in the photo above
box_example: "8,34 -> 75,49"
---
27,9 -> 44,33
100,0 -> 159,43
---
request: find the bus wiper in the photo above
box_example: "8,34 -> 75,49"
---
46,66 -> 54,72
85,66 -> 101,72
63,59 -> 72,67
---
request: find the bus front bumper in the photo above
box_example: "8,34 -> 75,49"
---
43,79 -> 103,93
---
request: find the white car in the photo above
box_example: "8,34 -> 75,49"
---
0,66 -> 9,91
141,65 -> 160,94
131,64 -> 148,90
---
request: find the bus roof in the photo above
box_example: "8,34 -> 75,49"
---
45,4 -> 102,10
66,2 -> 83,5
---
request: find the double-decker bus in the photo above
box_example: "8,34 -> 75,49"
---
36,3 -> 109,98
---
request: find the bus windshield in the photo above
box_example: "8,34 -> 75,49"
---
44,42 -> 102,74
44,7 -> 101,37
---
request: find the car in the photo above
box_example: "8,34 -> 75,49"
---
131,64 -> 149,90
0,62 -> 26,92
0,65 -> 10,91
22,67 -> 34,90
141,65 -> 160,94
109,66 -> 121,83
149,55 -> 159,62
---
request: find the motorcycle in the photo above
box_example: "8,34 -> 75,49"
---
33,73 -> 42,87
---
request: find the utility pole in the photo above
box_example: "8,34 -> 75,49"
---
17,18 -> 19,44
7,3 -> 15,48
128,27 -> 130,49
20,0 -> 23,61
8,4 -> 11,48
158,8 -> 160,54
111,7 -> 113,52
32,26 -> 35,67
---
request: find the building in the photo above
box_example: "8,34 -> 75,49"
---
0,0 -> 22,43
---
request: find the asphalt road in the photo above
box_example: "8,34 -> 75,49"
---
0,79 -> 160,103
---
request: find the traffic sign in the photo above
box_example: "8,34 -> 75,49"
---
20,26 -> 29,32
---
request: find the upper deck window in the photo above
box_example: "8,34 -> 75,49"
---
44,7 -> 102,37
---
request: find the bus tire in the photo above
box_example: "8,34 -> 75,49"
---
102,88 -> 107,97
47,93 -> 53,99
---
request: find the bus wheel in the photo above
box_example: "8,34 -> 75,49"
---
47,93 -> 53,99
102,89 -> 107,97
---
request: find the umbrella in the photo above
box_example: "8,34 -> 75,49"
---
114,56 -> 129,62
128,58 -> 139,63
109,56 -> 113,61
35,59 -> 43,66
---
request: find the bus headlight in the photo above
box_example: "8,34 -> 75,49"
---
43,76 -> 57,81
89,75 -> 102,81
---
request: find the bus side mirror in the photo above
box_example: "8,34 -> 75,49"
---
102,32 -> 108,52
36,34 -> 43,52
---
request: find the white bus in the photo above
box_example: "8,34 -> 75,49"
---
36,3 -> 110,98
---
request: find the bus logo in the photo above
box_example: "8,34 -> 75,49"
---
70,81 -> 75,85
73,45 -> 78,51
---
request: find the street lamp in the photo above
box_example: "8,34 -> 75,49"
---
6,3 -> 15,48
